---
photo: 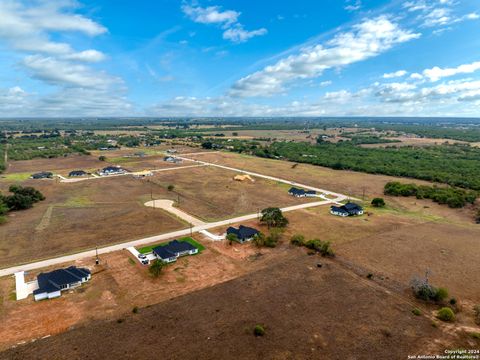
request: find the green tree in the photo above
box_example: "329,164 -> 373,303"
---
149,259 -> 166,277
371,197 -> 386,207
226,233 -> 239,245
167,184 -> 175,191
260,207 -> 288,228
99,155 -> 106,161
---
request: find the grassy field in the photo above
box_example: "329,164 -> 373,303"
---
137,237 -> 205,254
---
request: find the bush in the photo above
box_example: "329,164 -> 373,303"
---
149,259 -> 166,277
290,234 -> 305,246
434,287 -> 449,302
412,308 -> 422,316
99,155 -> 106,161
437,307 -> 455,322
226,233 -> 239,245
253,325 -> 265,337
371,197 -> 386,207
132,306 -> 139,314
305,239 -> 334,257
167,184 -> 175,191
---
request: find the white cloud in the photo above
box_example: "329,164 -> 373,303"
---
181,4 -> 239,26
182,3 -> 267,43
422,61 -> 480,82
63,50 -> 107,63
383,70 -> 408,78
22,55 -> 120,89
222,26 -> 267,43
403,0 -> 480,29
0,0 -> 106,54
230,16 -> 420,97
344,0 -> 362,12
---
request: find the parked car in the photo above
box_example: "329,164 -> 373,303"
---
141,259 -> 149,265
138,254 -> 147,259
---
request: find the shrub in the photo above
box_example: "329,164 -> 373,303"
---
470,332 -> 480,340
265,229 -> 282,248
99,155 -> 106,161
305,239 -> 334,257
474,305 -> 480,325
449,298 -> 457,306
149,259 -> 166,277
437,307 -> 455,322
290,234 -> 305,246
167,184 -> 175,191
226,233 -> 239,245
434,288 -> 449,302
412,308 -> 422,316
253,325 -> 265,337
371,197 -> 386,207
367,273 -> 373,279
132,306 -> 139,314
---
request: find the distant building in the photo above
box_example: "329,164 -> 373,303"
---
163,156 -> 182,163
152,240 -> 199,263
33,266 -> 91,301
31,171 -> 53,179
68,170 -> 87,177
166,149 -> 177,154
288,187 -> 316,197
330,202 -> 364,217
98,166 -> 127,176
226,225 -> 260,243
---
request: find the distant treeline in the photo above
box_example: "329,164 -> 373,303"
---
384,181 -> 477,208
246,142 -> 480,191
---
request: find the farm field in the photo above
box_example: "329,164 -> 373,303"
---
0,248 -> 469,360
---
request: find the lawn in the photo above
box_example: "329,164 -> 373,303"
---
137,237 -> 205,254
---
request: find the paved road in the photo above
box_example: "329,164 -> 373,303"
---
144,199 -> 206,226
0,199 -> 334,277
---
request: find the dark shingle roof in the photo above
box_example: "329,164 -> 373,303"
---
165,240 -> 196,253
331,206 -> 349,213
152,246 -> 176,260
69,170 -> 86,176
34,266 -> 90,295
227,225 -> 259,240
343,202 -> 362,211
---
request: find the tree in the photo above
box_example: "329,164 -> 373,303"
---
99,155 -> 106,161
201,141 -> 213,149
371,197 -> 386,207
260,207 -> 288,228
252,232 -> 266,247
476,209 -> 480,224
226,233 -> 239,245
167,184 -> 175,191
265,229 -> 282,248
5,193 -> 34,210
149,259 -> 166,277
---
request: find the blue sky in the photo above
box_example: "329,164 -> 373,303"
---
0,0 -> 480,117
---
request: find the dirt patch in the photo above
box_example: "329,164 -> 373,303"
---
0,251 -> 466,360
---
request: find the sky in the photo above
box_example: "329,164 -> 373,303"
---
0,0 -> 480,117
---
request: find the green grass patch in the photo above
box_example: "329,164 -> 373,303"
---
137,236 -> 205,254
63,196 -> 94,208
0,172 -> 32,182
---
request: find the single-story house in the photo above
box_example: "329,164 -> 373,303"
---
163,156 -> 182,163
33,266 -> 91,301
152,240 -> 199,263
68,170 -> 87,177
343,202 -> 364,216
98,166 -> 127,176
226,225 -> 260,243
330,206 -> 350,217
31,171 -> 53,179
288,187 -> 317,197
166,149 -> 178,154
330,202 -> 364,217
